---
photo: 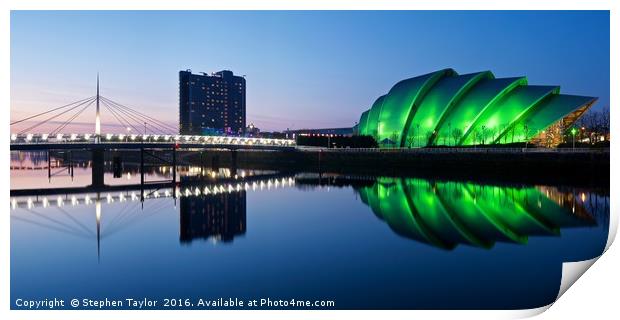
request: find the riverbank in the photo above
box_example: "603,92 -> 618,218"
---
11,147 -> 609,189
182,148 -> 610,189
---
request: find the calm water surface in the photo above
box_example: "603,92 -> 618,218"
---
10,152 -> 609,309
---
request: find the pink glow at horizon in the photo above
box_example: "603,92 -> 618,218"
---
10,92 -> 178,134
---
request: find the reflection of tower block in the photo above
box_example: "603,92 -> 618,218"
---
179,191 -> 246,244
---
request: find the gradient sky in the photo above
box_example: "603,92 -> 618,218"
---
10,11 -> 609,133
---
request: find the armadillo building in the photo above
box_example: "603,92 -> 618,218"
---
357,68 -> 597,147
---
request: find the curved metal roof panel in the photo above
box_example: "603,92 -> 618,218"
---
358,69 -> 596,147
358,110 -> 370,135
517,94 -> 598,140
364,95 -> 386,137
432,77 -> 526,146
376,69 -> 454,146
462,85 -> 559,145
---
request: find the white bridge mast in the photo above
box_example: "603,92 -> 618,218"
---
95,73 -> 101,142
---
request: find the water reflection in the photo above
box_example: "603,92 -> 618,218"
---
10,175 -> 295,263
180,190 -> 246,244
355,177 -> 599,250
9,150 -> 273,190
10,153 -> 610,309
11,173 -> 606,255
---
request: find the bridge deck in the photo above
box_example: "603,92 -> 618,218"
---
10,142 -> 296,151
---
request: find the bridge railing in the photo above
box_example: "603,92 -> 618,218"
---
10,133 -> 296,147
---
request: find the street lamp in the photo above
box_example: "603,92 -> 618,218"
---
571,127 -> 577,150
126,127 -> 131,142
416,123 -> 420,147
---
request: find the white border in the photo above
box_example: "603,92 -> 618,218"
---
1,1 -> 617,319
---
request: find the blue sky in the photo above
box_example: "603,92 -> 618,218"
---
11,11 -> 609,132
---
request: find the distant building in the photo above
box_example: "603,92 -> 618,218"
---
246,123 -> 260,137
179,70 -> 246,135
258,131 -> 289,139
287,127 -> 354,138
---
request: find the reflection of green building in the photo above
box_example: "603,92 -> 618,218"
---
358,178 -> 595,250
357,69 -> 597,147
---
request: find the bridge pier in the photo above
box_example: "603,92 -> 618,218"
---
231,150 -> 238,176
47,150 -> 51,182
112,154 -> 122,178
140,146 -> 144,186
91,148 -> 105,187
69,150 -> 73,180
211,155 -> 220,173
140,147 -> 145,204
172,147 -> 177,184
200,151 -> 205,178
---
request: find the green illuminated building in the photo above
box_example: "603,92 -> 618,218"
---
357,178 -> 596,250
357,69 -> 597,147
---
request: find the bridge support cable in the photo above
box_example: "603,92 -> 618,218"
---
101,97 -> 170,135
100,99 -> 142,134
99,99 -> 130,131
55,206 -> 96,237
101,96 -> 178,133
103,99 -> 168,135
101,96 -> 178,134
102,199 -> 169,239
16,96 -> 97,135
109,105 -> 171,135
22,207 -> 93,238
101,98 -> 151,133
10,96 -> 95,126
10,214 -> 93,240
103,100 -> 175,135
50,99 -> 97,136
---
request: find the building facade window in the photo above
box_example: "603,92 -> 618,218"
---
179,70 -> 246,136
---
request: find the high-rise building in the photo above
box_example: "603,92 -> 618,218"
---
179,70 -> 246,135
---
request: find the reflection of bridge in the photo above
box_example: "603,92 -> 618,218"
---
10,76 -> 295,187
10,173 -> 294,206
10,174 -> 295,261
9,172 -> 607,262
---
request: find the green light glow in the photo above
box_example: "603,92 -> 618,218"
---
406,72 -> 488,147
376,69 -> 452,146
358,110 -> 370,135
364,95 -> 386,138
462,85 -> 559,145
357,69 -> 597,147
357,178 -> 596,250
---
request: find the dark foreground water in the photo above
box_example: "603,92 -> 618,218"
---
10,152 -> 609,310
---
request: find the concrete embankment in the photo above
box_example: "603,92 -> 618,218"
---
182,148 -> 609,188
15,148 -> 608,188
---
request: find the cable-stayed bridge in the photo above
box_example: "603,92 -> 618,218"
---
10,77 -> 295,187
10,76 -> 294,150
